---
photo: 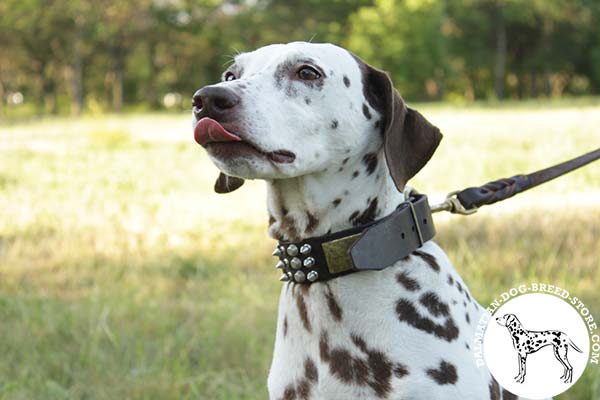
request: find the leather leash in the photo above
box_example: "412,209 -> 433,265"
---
431,147 -> 600,215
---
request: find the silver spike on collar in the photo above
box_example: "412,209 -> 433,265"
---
273,243 -> 319,283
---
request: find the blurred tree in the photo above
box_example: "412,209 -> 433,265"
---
348,0 -> 449,100
0,0 -> 599,115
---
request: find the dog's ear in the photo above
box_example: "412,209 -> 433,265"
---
214,173 -> 245,194
359,60 -> 442,191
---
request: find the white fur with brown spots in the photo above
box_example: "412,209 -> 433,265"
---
192,42 -> 536,400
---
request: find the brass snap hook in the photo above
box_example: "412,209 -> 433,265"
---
431,190 -> 478,215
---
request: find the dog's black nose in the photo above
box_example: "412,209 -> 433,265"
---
192,86 -> 240,121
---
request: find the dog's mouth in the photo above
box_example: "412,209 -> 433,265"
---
193,117 -> 295,164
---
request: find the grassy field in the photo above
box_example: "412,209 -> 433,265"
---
1,102 -> 599,399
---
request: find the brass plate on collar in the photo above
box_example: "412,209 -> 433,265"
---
322,233 -> 361,274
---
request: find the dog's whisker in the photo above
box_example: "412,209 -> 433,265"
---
222,57 -> 236,67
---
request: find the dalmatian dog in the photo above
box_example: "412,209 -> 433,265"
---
496,313 -> 583,384
192,42 -> 523,399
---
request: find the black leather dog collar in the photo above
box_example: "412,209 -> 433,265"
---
273,193 -> 436,284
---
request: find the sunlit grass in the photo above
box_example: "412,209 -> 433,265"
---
1,104 -> 599,399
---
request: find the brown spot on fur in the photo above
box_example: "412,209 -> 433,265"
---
350,334 -> 401,396
351,198 -> 379,226
348,211 -> 359,222
502,389 -> 518,400
420,292 -> 450,317
426,360 -> 458,385
447,274 -> 454,285
296,380 -> 310,400
319,332 -> 331,362
412,250 -> 440,272
362,152 -> 378,175
332,198 -> 342,207
274,60 -> 299,97
304,358 -> 318,382
465,342 -> 470,350
456,281 -> 464,293
465,312 -> 471,324
489,375 -> 500,400
296,292 -> 312,333
396,298 -> 459,342
269,215 -> 276,226
283,316 -> 288,337
325,284 -> 343,321
320,332 -> 400,397
279,214 -> 300,242
352,170 -> 359,179
362,103 -> 372,120
342,157 -> 349,165
304,97 -> 311,105
281,384 -> 296,400
396,271 -> 420,291
366,352 -> 392,396
279,358 -> 318,400
343,75 -> 350,87
298,282 -> 311,296
394,363 -> 409,378
374,119 -> 381,129
331,119 -> 338,129
306,211 -> 318,234
329,347 -> 358,382
351,334 -> 368,352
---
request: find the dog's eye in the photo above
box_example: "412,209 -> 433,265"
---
224,71 -> 236,81
297,66 -> 321,81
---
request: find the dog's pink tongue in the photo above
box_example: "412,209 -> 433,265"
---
194,117 -> 242,146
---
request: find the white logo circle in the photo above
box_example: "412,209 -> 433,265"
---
483,293 -> 590,399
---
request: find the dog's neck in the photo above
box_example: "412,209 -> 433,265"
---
266,148 -> 404,242
507,320 -> 522,332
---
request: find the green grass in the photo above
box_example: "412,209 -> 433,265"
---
1,103 -> 599,399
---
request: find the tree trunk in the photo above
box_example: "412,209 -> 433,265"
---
70,20 -> 84,115
531,72 -> 539,98
436,0 -> 448,101
43,74 -> 57,114
0,80 -> 4,117
34,60 -> 47,111
516,72 -> 524,99
70,58 -> 84,115
111,46 -> 124,112
541,17 -> 553,97
146,40 -> 160,109
493,4 -> 507,100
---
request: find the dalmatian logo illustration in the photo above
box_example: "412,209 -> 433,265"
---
495,313 -> 583,384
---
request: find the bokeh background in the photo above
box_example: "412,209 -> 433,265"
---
1,1 -> 599,399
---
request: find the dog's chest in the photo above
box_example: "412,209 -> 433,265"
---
267,242 -> 493,400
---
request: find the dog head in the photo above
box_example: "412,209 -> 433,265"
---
496,313 -> 519,327
192,42 -> 442,193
